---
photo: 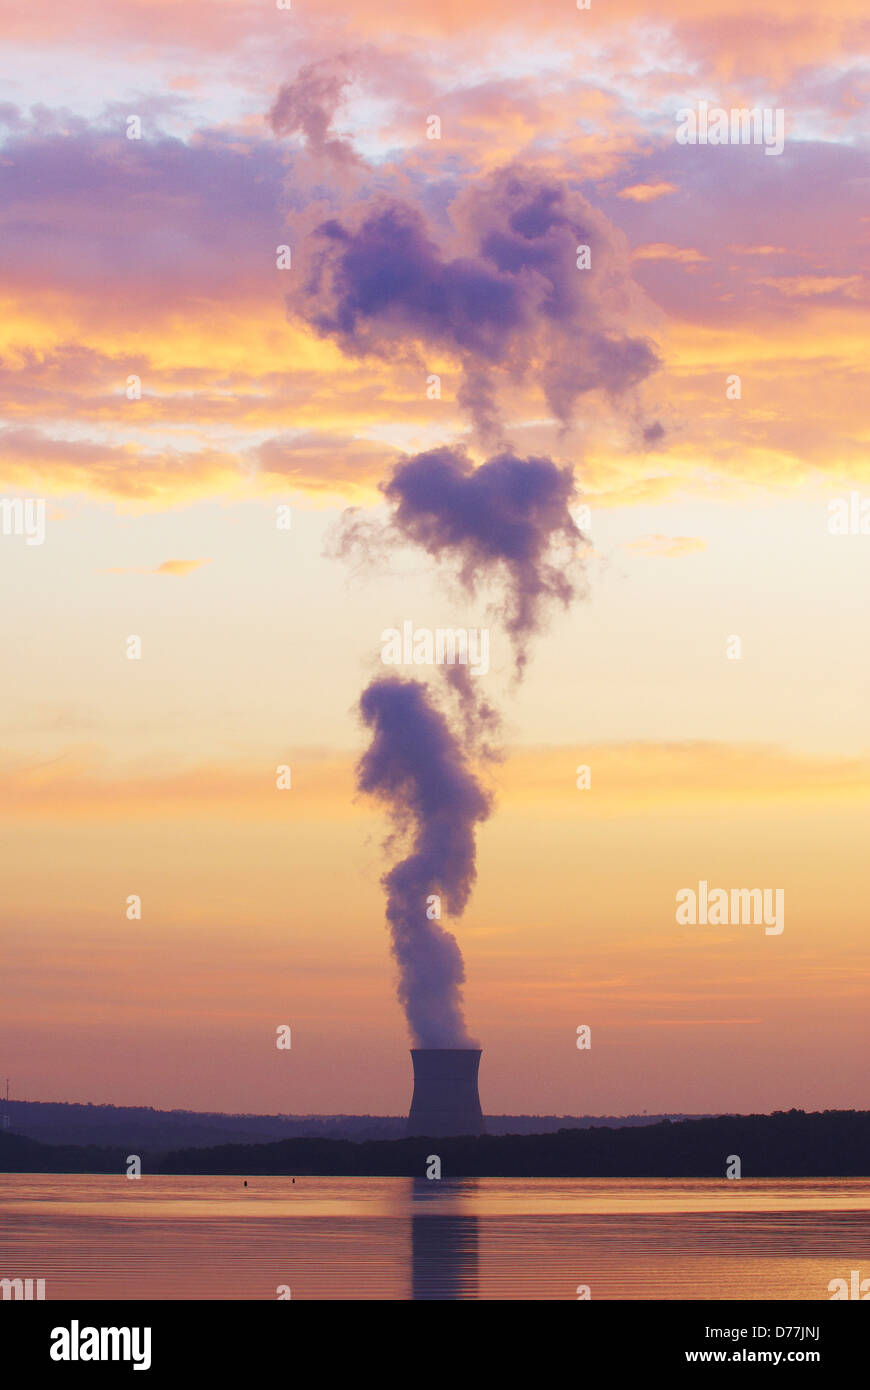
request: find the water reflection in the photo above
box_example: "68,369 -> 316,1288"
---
410,1178 -> 479,1299
2,1175 -> 867,1300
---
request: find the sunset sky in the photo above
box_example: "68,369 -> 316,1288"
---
1,0 -> 868,1119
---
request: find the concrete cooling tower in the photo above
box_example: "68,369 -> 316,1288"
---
407,1048 -> 486,1137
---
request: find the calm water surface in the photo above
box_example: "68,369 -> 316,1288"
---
1,1175 -> 867,1299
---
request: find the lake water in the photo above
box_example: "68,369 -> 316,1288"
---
1,1175 -> 867,1299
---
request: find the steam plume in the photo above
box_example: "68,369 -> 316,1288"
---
338,445 -> 587,674
357,676 -> 492,1047
287,165 -> 660,438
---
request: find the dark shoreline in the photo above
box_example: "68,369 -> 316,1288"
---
2,1108 -> 868,1178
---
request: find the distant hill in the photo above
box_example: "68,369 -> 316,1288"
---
0,1128 -> 127,1174
2,1109 -> 868,1178
0,1099 -> 703,1156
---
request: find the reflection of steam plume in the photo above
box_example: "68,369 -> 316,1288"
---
357,676 -> 492,1047
411,1211 -> 479,1300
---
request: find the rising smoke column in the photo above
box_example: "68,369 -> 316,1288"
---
338,445 -> 587,675
272,77 -> 660,1050
352,447 -> 580,1042
357,676 -> 492,1047
285,165 -> 661,440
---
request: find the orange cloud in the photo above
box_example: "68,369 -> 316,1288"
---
754,274 -> 867,300
500,743 -> 870,815
624,534 -> 707,557
632,244 -> 708,263
155,558 -> 210,576
3,742 -> 868,823
0,751 -> 362,822
0,423 -> 389,508
0,425 -> 245,505
617,182 -> 678,202
726,245 -> 789,256
4,0 -> 864,87
103,558 -> 212,576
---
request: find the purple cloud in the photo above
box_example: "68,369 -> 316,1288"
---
339,445 -> 586,674
268,57 -> 360,165
287,165 -> 660,436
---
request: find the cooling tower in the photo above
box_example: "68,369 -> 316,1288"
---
407,1048 -> 485,1137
